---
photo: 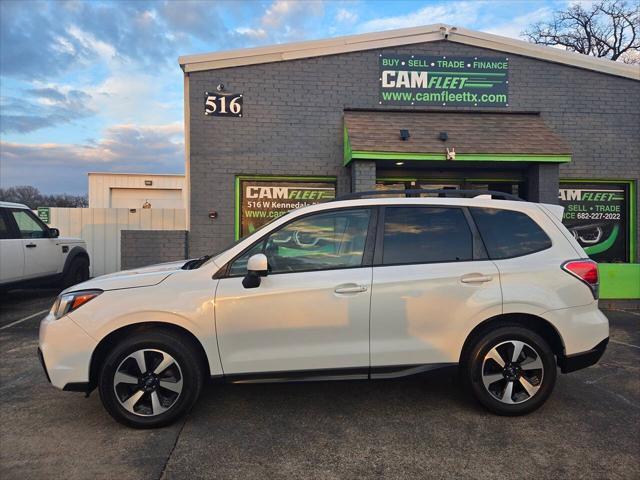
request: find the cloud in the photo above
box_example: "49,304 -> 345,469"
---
88,70 -> 183,125
234,27 -> 269,40
159,1 -> 234,44
0,0 -> 238,80
485,7 -> 554,39
357,1 -> 483,33
335,8 -> 358,24
1,85 -> 95,134
0,123 -> 184,194
234,0 -> 325,44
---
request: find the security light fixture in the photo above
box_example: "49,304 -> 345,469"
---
400,129 -> 410,141
395,161 -> 405,166
439,131 -> 448,141
216,83 -> 225,92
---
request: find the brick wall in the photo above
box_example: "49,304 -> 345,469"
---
351,160 -> 377,192
121,230 -> 188,270
526,164 -> 560,204
187,39 -> 640,257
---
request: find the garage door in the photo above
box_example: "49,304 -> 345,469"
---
110,188 -> 183,209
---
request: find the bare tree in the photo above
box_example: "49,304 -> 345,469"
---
0,186 -> 87,209
0,186 -> 42,208
523,0 -> 640,63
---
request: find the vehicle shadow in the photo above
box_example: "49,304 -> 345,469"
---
193,365 -> 478,419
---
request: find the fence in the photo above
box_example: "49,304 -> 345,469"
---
45,208 -> 186,277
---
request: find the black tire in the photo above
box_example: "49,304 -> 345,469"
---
461,325 -> 557,416
98,330 -> 204,428
62,257 -> 90,288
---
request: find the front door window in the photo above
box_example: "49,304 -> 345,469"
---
264,209 -> 371,274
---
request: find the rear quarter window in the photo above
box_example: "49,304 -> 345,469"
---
470,207 -> 551,259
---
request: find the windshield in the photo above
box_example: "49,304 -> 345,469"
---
208,215 -> 284,263
193,211 -> 293,269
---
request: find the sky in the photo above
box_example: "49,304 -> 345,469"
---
0,0 -> 571,195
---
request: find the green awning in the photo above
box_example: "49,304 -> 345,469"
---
344,110 -> 572,165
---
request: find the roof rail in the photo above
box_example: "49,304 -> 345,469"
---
335,189 -> 523,201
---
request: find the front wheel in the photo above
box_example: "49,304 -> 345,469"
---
98,330 -> 204,428
462,326 -> 557,416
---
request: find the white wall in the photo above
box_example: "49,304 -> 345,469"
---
110,188 -> 183,209
48,208 -> 186,277
88,173 -> 185,209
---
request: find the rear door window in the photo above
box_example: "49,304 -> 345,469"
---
470,208 -> 551,259
382,207 -> 473,265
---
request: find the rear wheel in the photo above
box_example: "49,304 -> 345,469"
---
62,257 -> 89,287
462,325 -> 556,415
98,330 -> 204,428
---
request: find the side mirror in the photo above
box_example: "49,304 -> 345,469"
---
49,228 -> 60,238
242,254 -> 268,289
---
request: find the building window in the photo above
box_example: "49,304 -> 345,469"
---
236,176 -> 336,239
559,181 -> 634,263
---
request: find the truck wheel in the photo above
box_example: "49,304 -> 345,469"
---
63,257 -> 89,287
462,325 -> 556,416
98,330 -> 204,428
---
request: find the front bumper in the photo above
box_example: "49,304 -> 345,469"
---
558,337 -> 609,373
38,312 -> 97,390
37,347 -> 51,383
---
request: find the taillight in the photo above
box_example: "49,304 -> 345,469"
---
562,259 -> 599,299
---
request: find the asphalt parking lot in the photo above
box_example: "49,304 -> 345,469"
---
1,290 -> 638,479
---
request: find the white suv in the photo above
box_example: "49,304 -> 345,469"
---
0,202 -> 90,291
38,191 -> 608,428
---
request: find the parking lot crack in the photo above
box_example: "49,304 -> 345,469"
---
158,412 -> 189,480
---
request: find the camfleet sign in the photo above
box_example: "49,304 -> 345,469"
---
379,55 -> 509,107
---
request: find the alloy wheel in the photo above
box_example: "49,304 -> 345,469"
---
481,340 -> 544,405
113,349 -> 183,416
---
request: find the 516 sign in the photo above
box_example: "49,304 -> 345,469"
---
204,92 -> 243,117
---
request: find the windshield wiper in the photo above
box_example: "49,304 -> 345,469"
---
181,255 -> 212,270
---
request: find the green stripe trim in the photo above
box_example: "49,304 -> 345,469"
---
584,224 -> 620,255
599,263 -> 640,299
376,177 -> 523,184
347,151 -> 571,164
343,126 -> 353,166
429,72 -> 507,76
234,176 -> 241,240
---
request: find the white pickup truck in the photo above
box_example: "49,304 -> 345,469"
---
0,201 -> 90,292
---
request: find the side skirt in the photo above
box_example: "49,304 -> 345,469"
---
217,363 -> 457,384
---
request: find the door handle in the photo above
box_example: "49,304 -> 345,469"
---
460,273 -> 493,284
25,243 -> 37,248
334,284 -> 368,294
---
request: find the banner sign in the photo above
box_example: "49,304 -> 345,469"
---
37,207 -> 50,224
379,55 -> 509,107
204,92 -> 243,117
559,183 -> 630,263
239,180 -> 336,237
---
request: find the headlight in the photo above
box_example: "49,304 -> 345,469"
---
51,290 -> 102,319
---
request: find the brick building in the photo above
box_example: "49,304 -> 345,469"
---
179,24 -> 639,298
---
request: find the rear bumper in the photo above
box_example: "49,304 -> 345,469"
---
559,337 -> 608,373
